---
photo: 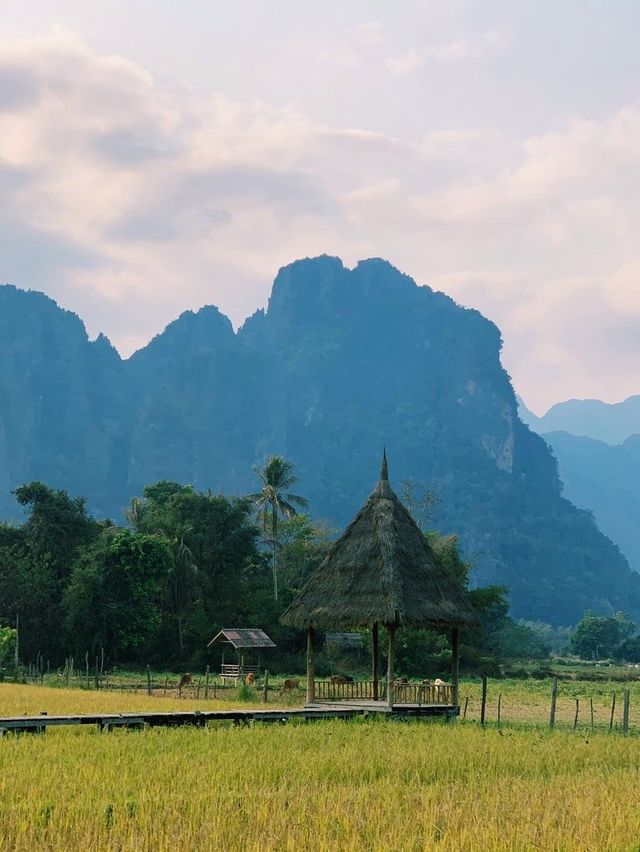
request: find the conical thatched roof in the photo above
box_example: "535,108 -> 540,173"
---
281,453 -> 478,630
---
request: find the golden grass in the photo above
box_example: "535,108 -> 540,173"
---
0,682 -> 270,716
2,681 -> 640,850
459,677 -> 640,731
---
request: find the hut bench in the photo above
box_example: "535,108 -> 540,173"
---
220,663 -> 261,685
207,629 -> 275,685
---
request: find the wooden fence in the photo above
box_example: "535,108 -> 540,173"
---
313,680 -> 453,704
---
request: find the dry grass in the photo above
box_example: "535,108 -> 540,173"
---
0,682 -> 271,717
2,681 -> 640,849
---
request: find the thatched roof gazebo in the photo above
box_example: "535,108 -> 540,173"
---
281,452 -> 477,710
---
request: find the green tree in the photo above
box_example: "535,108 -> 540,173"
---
570,611 -> 634,660
128,481 -> 265,665
276,515 -> 332,592
249,456 -> 308,601
63,529 -> 170,662
166,523 -> 198,656
0,626 -> 17,674
3,483 -> 100,662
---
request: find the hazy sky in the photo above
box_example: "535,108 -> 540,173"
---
2,1 -> 640,412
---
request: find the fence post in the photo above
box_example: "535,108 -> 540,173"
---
94,655 -> 99,690
590,697 -> 594,730
146,666 -> 152,696
573,698 -> 579,730
462,696 -> 469,720
609,692 -> 616,732
85,652 -> 90,689
205,665 -> 210,699
623,689 -> 630,734
163,676 -> 168,697
263,670 -> 269,704
480,675 -> 488,727
549,678 -> 558,730
497,693 -> 502,728
196,677 -> 202,699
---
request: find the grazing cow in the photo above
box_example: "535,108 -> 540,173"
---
434,677 -> 449,700
178,673 -> 192,691
394,677 -> 409,685
245,672 -> 256,686
280,678 -> 300,693
330,675 -> 354,684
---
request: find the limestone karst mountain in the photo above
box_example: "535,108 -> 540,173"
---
1,257 -> 638,625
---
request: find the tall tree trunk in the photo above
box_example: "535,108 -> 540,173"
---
177,615 -> 184,653
272,504 -> 278,602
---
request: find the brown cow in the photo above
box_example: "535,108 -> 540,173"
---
280,678 -> 300,693
245,672 -> 256,686
330,675 -> 354,684
178,673 -> 192,692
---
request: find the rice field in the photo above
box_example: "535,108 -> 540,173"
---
2,680 -> 640,850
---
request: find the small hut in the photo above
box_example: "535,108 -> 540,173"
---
207,628 -> 275,684
281,452 -> 477,710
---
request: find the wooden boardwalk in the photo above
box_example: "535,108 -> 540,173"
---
0,702 -> 456,734
306,701 -> 457,717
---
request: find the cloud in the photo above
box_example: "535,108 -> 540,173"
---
385,48 -> 423,76
0,29 -> 638,411
354,22 -> 383,46
385,29 -> 504,75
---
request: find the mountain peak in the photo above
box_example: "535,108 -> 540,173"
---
130,304 -> 234,363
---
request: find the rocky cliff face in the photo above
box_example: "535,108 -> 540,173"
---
1,258 -> 638,624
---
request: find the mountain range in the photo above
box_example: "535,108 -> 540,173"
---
518,395 -> 640,444
518,396 -> 640,573
1,255 -> 638,625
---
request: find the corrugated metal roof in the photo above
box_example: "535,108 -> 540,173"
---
207,628 -> 276,649
325,632 -> 363,648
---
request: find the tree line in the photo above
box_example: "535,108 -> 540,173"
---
0,457 -> 551,675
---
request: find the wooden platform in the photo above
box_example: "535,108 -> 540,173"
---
0,702 -> 457,734
306,700 -> 458,717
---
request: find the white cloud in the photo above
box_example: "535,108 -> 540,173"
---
354,21 -> 383,46
385,29 -> 505,75
0,29 -> 639,411
385,48 -> 423,76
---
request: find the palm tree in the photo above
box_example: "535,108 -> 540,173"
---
167,523 -> 198,655
249,455 -> 308,601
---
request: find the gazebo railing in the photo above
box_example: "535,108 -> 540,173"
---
313,680 -> 453,704
314,680 -> 387,701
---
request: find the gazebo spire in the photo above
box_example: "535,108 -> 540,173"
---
380,447 -> 389,481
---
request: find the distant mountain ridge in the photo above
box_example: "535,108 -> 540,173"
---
517,394 -> 640,574
543,431 -> 640,574
1,257 -> 639,625
518,394 -> 640,445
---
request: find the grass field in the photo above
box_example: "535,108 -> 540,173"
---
2,680 -> 640,850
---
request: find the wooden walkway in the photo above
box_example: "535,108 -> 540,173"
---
306,701 -> 457,717
0,703 -> 456,734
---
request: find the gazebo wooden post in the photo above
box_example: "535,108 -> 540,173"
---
372,622 -> 380,701
306,627 -> 315,704
451,627 -> 460,709
386,625 -> 396,708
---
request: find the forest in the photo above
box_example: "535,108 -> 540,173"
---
0,456 -> 552,675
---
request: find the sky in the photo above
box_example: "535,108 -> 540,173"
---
1,1 -> 640,413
